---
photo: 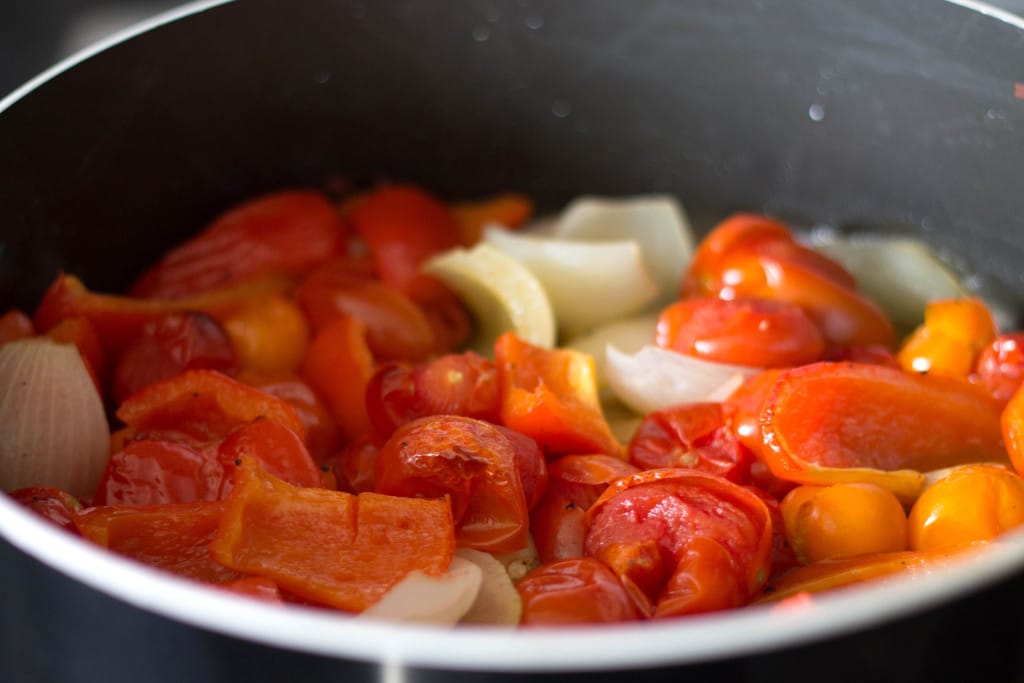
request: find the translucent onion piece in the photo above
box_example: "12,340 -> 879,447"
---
553,195 -> 695,303
455,548 -> 523,626
812,237 -> 968,334
483,227 -> 659,339
0,338 -> 110,498
604,344 -> 760,416
564,313 -> 659,393
358,556 -> 482,625
423,243 -> 556,352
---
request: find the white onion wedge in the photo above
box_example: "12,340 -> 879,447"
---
604,344 -> 760,415
0,338 -> 110,498
564,313 -> 659,393
358,556 -> 482,626
553,195 -> 695,302
423,243 -> 555,352
483,227 -> 659,339
455,549 -> 522,626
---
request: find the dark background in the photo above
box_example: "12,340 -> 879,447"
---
3,0 -> 1024,100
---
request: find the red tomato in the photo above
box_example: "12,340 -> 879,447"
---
130,190 -> 348,299
113,312 -> 238,404
9,487 -> 82,532
628,402 -> 754,482
518,558 -> 640,626
366,352 -> 501,441
94,438 -> 223,506
331,433 -> 380,494
216,418 -> 323,496
824,344 -> 901,368
531,455 -> 639,564
296,265 -> 434,361
656,298 -> 826,368
374,415 -> 529,553
976,333 -> 1024,403
585,469 -> 772,618
495,426 -> 548,511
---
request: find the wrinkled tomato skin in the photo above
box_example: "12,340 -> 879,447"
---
518,558 -> 640,626
495,426 -> 548,511
216,418 -> 323,497
365,363 -> 418,440
94,438 -> 223,506
976,333 -> 1024,403
237,371 -> 340,464
9,487 -> 82,532
113,312 -> 238,404
656,298 -> 826,368
585,469 -> 772,618
531,455 -> 639,564
374,415 -> 530,553
629,402 -> 754,483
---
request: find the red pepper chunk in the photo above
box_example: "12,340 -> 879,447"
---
585,469 -> 772,619
761,362 -> 1007,501
116,369 -> 305,443
75,501 -> 241,584
375,415 -> 530,554
210,459 -> 454,613
494,332 -> 622,459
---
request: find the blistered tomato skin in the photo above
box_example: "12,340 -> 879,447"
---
781,483 -> 908,564
976,333 -> 1024,403
585,469 -> 772,618
518,557 -> 640,626
374,415 -> 530,554
908,465 -> 1024,551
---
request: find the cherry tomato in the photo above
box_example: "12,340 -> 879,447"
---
517,558 -> 640,626
296,265 -> 435,362
531,454 -> 639,564
976,333 -> 1024,402
656,298 -> 825,368
222,294 -> 310,374
496,426 -> 548,511
744,485 -> 800,579
9,487 -> 82,532
95,438 -> 223,506
585,469 -> 772,618
628,402 -> 754,482
113,312 -> 238,405
216,418 -> 323,496
823,344 -> 901,368
374,415 -> 529,554
908,465 -> 1024,551
781,483 -> 907,564
331,433 -> 379,494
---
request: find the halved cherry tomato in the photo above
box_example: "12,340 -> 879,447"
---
374,415 -> 529,554
0,308 -> 34,345
130,190 -> 348,299
300,315 -> 374,442
656,298 -> 825,368
116,369 -> 305,442
94,438 -> 222,506
531,454 -> 639,564
113,312 -> 238,405
585,468 -> 772,618
908,464 -> 1024,551
210,458 -> 454,612
628,402 -> 753,482
518,557 -> 639,626
760,362 -> 1007,500
9,487 -> 82,532
75,501 -> 241,584
781,483 -> 908,564
494,332 -> 622,459
976,332 -> 1024,403
296,264 -> 434,361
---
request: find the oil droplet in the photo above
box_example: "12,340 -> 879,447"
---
551,99 -> 571,118
808,103 -> 825,122
525,14 -> 544,29
472,25 -> 491,42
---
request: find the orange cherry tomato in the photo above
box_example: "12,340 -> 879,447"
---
518,557 -> 640,626
898,298 -> 997,380
656,298 -> 826,368
908,465 -> 1024,551
222,294 -> 310,374
976,332 -> 1024,403
781,483 -> 908,564
374,415 -> 530,554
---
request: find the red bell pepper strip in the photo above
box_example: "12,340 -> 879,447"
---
210,458 -> 454,613
760,362 -> 1007,501
494,332 -> 623,459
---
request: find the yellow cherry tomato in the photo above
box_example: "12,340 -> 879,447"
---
781,483 -> 908,564
898,297 -> 997,379
908,464 -> 1024,551
223,293 -> 310,374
